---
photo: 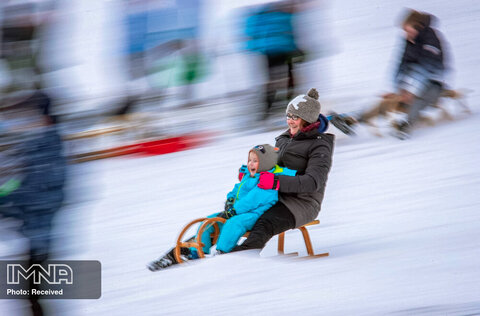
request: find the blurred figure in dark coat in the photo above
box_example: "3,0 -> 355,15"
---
0,89 -> 67,316
329,9 -> 449,139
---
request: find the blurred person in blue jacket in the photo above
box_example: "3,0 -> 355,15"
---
0,89 -> 67,316
243,0 -> 304,121
0,90 -> 66,263
1,2 -> 66,313
148,144 -> 296,271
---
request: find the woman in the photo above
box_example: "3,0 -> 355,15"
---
233,88 -> 335,251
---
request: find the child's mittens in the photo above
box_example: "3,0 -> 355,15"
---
238,166 -> 247,181
257,172 -> 280,190
224,197 -> 234,211
218,207 -> 237,219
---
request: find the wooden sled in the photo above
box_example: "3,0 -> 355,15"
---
174,217 -> 329,263
337,89 -> 473,137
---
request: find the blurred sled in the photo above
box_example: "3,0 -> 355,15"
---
147,217 -> 328,271
328,88 -> 472,137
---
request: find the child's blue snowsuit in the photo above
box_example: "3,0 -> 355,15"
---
196,165 -> 296,254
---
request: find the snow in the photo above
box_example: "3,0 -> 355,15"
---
2,0 -> 480,315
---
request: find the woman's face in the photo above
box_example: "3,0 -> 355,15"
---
286,113 -> 305,135
247,151 -> 259,177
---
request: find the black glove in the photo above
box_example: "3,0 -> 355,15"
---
224,197 -> 234,211
218,207 -> 237,219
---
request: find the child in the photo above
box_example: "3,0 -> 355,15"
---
148,144 -> 296,271
329,9 -> 447,139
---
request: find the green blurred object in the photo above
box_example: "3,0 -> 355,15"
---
0,178 -> 20,197
149,52 -> 209,88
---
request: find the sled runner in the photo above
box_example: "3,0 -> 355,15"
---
174,217 -> 329,263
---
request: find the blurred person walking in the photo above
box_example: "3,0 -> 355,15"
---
330,9 -> 448,139
0,90 -> 67,316
232,88 -> 334,252
0,2 -> 68,314
243,0 -> 304,121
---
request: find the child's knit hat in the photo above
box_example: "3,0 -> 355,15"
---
286,88 -> 321,124
250,144 -> 279,173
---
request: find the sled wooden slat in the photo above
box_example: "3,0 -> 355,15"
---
276,220 -> 328,257
174,218 -> 328,263
303,219 -> 320,227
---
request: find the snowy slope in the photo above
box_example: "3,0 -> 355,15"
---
2,0 -> 480,315
68,114 -> 480,316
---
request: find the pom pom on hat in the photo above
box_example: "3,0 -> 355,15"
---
307,88 -> 319,100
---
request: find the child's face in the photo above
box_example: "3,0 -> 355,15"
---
247,151 -> 259,177
403,23 -> 419,42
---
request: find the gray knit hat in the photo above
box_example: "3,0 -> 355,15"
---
286,88 -> 321,124
250,144 -> 279,173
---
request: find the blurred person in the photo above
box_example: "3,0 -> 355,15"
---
231,88 -> 335,252
0,89 -> 67,316
330,9 -> 448,139
148,144 -> 297,271
243,0 -> 305,121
